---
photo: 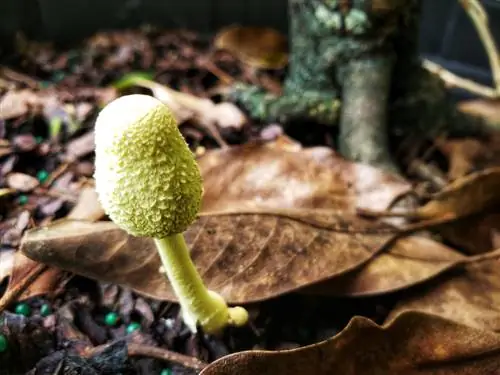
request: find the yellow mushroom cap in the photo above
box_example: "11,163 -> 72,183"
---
94,94 -> 202,238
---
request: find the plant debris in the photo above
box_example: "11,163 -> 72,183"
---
1,23 -> 500,375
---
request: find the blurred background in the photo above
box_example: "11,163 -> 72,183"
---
1,0 -> 499,97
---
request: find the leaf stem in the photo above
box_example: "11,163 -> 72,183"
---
460,0 -> 500,95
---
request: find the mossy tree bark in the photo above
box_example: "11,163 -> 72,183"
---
228,0 -> 488,173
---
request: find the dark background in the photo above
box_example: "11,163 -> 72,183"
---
1,0 -> 499,90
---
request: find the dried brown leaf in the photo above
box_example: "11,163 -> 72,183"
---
200,311 -> 500,375
399,168 -> 500,254
214,26 -> 288,70
388,252 -> 500,332
434,135 -> 500,251
199,143 -> 410,213
199,144 -> 488,296
4,252 -> 65,302
6,173 -> 40,192
304,236 -> 466,297
416,167 -> 500,222
20,209 -> 400,304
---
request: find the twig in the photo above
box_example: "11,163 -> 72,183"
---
386,190 -> 422,211
408,159 -> 448,190
44,162 -> 71,187
128,342 -> 208,371
459,0 -> 500,94
199,59 -> 235,85
0,263 -> 48,313
356,207 -> 421,220
422,59 -> 498,98
423,0 -> 500,98
466,247 -> 500,264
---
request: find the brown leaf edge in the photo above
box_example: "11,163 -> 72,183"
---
200,310 -> 500,375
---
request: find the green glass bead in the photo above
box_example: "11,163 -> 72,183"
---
52,71 -> 66,82
0,334 -> 7,353
35,136 -> 44,144
160,369 -> 172,375
40,304 -> 52,317
126,322 -> 141,334
36,170 -> 49,183
17,195 -> 28,205
104,312 -> 119,327
15,303 -> 31,317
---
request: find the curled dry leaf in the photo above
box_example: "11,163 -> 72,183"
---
214,26 -> 288,70
20,209 -> 401,304
434,134 -> 500,251
388,251 -> 500,332
415,167 -> 500,222
200,311 -> 500,375
362,167 -> 500,253
399,167 -> 500,254
2,252 -> 65,303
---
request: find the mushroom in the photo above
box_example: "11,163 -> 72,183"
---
94,94 -> 248,334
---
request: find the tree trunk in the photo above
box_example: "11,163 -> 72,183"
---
228,0 -> 488,173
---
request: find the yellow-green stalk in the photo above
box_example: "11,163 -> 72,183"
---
94,94 -> 248,334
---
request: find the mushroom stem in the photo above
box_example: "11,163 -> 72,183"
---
155,234 -> 248,334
